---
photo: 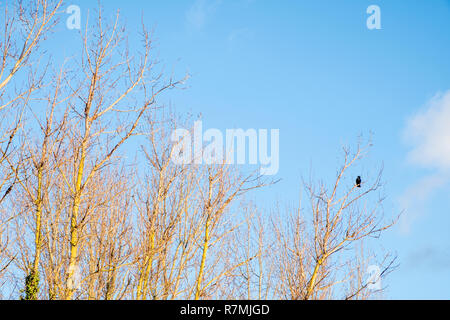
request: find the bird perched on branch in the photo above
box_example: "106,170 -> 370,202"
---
0,185 -> 13,203
355,176 -> 362,188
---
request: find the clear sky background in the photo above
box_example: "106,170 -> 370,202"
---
54,0 -> 450,299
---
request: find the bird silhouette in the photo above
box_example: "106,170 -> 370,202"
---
356,176 -> 362,188
0,185 -> 13,203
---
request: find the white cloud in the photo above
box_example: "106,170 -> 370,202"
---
399,91 -> 450,233
404,91 -> 450,170
398,173 -> 447,233
186,0 -> 221,30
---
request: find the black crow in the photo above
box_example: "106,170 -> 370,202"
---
356,176 -> 362,188
0,185 -> 13,203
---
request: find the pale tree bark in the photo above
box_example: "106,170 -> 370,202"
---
60,10 -> 186,300
193,164 -> 269,300
0,0 -> 62,293
134,115 -> 200,300
16,68 -> 71,300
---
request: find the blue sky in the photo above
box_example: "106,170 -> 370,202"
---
56,0 -> 450,299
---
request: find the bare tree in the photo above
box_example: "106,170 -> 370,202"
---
13,66 -> 72,300
272,141 -> 397,300
58,9 -> 186,300
78,166 -> 134,300
0,0 -> 62,95
0,0 -> 62,293
131,113 -> 270,300
133,113 -> 194,300
0,2 -> 399,302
